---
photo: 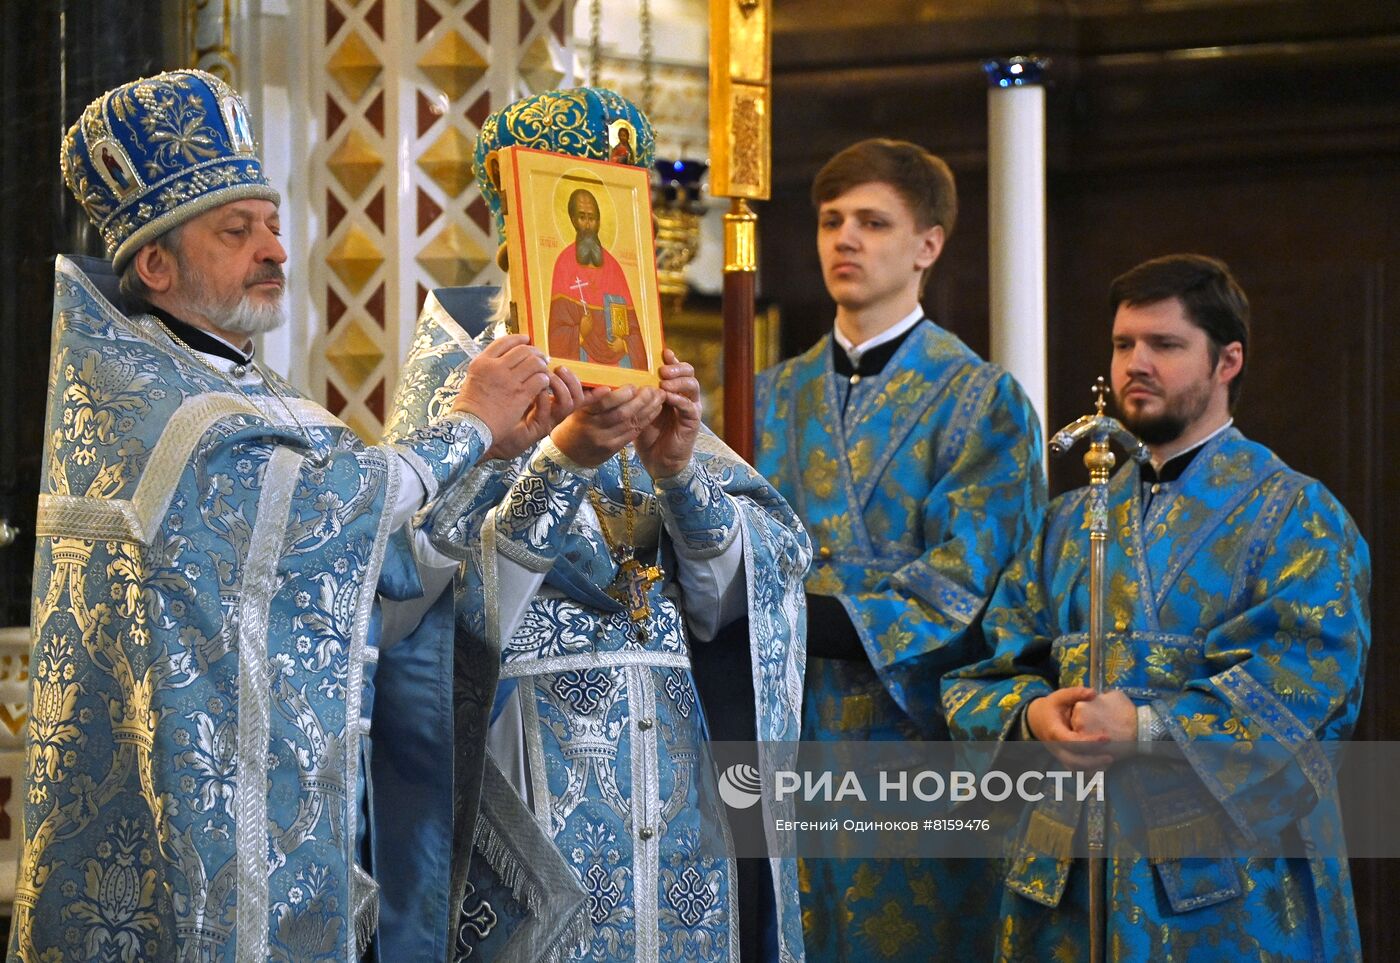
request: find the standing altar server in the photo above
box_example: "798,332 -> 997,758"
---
944,254 -> 1369,961
755,138 -> 1046,960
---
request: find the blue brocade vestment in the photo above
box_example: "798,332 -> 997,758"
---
387,291 -> 813,963
943,427 -> 1370,961
755,322 -> 1046,960
14,257 -> 492,961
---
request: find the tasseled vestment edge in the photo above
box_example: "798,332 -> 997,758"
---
352,864 -> 380,957
474,814 -> 593,961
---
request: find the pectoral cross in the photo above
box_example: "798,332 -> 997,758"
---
570,275 -> 591,303
608,557 -> 664,622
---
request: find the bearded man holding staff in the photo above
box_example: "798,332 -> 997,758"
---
944,254 -> 1370,960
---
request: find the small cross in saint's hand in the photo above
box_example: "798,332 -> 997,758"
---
571,275 -> 590,303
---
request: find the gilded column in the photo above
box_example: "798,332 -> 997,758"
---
709,0 -> 770,462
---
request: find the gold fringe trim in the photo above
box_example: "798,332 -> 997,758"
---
1024,809 -> 1076,859
1146,814 -> 1228,863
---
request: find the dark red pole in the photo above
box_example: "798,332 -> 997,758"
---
721,198 -> 757,462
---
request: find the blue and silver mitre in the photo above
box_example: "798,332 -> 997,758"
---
473,86 -> 655,266
60,68 -> 280,271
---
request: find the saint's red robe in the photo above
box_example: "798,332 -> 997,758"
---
548,243 -> 648,370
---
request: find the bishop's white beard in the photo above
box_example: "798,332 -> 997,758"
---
216,293 -> 287,335
176,257 -> 288,336
487,274 -> 512,327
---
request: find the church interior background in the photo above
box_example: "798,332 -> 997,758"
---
1,0 -> 1397,955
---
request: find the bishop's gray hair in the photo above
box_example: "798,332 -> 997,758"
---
488,277 -> 512,327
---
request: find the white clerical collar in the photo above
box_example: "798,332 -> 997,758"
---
209,330 -> 254,359
1150,418 -> 1234,472
833,306 -> 924,367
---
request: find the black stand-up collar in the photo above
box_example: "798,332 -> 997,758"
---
831,318 -> 926,378
1141,442 -> 1206,484
144,304 -> 254,365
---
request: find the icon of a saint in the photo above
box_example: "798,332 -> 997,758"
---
98,145 -> 135,195
221,97 -> 255,153
548,188 -> 648,370
609,125 -> 635,166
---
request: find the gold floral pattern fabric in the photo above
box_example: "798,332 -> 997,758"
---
13,258 -> 486,962
472,87 -> 655,251
755,323 -> 1047,960
944,428 -> 1370,961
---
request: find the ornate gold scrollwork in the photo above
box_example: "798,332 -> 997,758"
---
709,0 -> 770,201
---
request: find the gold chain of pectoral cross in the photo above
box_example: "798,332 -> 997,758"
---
589,446 -> 664,622
150,316 -> 323,462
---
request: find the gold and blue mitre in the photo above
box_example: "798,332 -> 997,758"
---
61,68 -> 280,271
474,87 -> 655,263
